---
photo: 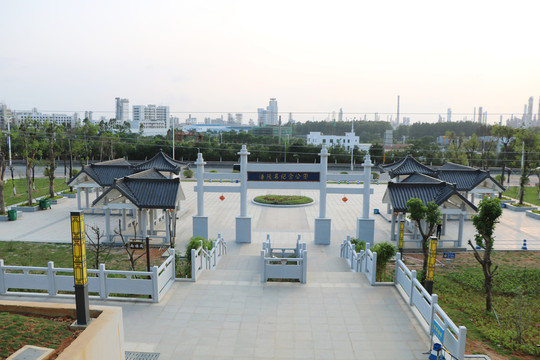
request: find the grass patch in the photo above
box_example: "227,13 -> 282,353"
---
403,251 -> 540,358
3,178 -> 68,207
0,242 -> 166,271
503,186 -> 540,206
0,312 -> 80,359
253,195 -> 313,205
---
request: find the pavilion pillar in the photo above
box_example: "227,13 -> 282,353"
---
105,208 -> 111,242
149,210 -> 155,235
122,208 -> 127,230
141,209 -> 148,239
442,214 -> 447,235
390,211 -> 396,242
165,210 -> 170,244
77,187 -> 82,210
85,188 -> 90,209
458,210 -> 465,248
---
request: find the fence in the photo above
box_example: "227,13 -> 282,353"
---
340,237 -> 467,359
191,234 -> 227,281
394,254 -> 467,360
0,250 -> 176,303
260,234 -> 307,283
339,236 -> 377,285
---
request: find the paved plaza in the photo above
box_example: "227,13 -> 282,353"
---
1,178 -> 539,359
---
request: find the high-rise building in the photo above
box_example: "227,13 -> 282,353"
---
84,111 -> 93,122
338,108 -> 343,122
527,96 -> 534,123
478,107 -> 483,123
133,104 -> 169,129
447,108 -> 452,122
14,108 -> 77,127
257,98 -> 279,126
115,97 -> 130,122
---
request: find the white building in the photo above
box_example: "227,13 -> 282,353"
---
132,104 -> 170,129
306,131 -> 368,152
115,97 -> 130,122
14,108 -> 78,127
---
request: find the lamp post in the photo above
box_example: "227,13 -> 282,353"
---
70,211 -> 90,326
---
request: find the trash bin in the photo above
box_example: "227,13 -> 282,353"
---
39,198 -> 51,210
7,209 -> 17,221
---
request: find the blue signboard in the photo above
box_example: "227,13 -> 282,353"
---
432,320 -> 445,342
443,252 -> 455,259
247,171 -> 320,182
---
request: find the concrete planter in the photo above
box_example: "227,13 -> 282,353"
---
0,214 -> 8,221
505,203 -> 536,212
63,192 -> 77,198
0,300 -> 125,360
13,204 -> 40,212
49,197 -> 66,205
526,210 -> 540,220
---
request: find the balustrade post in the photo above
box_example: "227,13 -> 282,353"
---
410,270 -> 417,306
47,262 -> 56,296
99,264 -> 107,299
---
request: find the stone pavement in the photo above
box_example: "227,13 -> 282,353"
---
1,181 -> 538,250
2,178 -> 539,359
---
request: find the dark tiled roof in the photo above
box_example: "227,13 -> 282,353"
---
384,181 -> 477,212
380,155 -> 437,178
133,151 -> 187,175
94,171 -> 181,209
67,158 -> 133,187
437,169 -> 505,192
439,162 -> 475,170
402,173 -> 442,184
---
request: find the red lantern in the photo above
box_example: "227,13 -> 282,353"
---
219,194 -> 225,201
342,196 -> 348,203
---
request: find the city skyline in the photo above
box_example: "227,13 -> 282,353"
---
1,0 -> 540,124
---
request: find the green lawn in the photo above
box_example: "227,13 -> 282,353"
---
0,241 -> 164,271
421,251 -> 540,358
503,186 -> 540,206
2,178 -> 69,207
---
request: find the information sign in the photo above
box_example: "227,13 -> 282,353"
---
432,320 -> 445,342
442,252 -> 455,259
247,171 -> 320,182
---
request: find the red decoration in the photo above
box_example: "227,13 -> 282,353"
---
342,196 -> 348,203
219,194 -> 225,201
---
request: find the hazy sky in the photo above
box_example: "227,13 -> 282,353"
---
1,0 -> 539,123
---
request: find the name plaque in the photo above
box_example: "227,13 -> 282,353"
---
247,171 -> 320,182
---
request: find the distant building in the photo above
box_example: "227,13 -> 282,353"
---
447,108 -> 452,122
384,130 -> 393,147
306,131 -> 367,152
252,126 -> 291,138
115,97 -> 130,122
257,98 -> 278,126
185,114 -> 197,125
0,104 -> 13,130
338,108 -> 343,122
14,108 -> 78,127
84,111 -> 93,122
478,106 -> 483,124
132,104 -> 170,129
402,117 -> 411,126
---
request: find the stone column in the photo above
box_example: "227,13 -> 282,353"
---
192,152 -> 208,240
77,187 -> 81,210
236,145 -> 252,243
315,145 -> 331,244
356,155 -> 375,246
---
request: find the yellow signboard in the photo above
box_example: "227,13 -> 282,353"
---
426,237 -> 438,282
398,220 -> 404,249
70,212 -> 87,286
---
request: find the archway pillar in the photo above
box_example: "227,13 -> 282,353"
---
315,146 -> 331,244
356,155 -> 375,246
236,145 -> 252,243
193,152 -> 209,240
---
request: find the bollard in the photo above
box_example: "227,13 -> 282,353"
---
521,239 -> 527,250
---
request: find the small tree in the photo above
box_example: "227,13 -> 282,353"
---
85,224 -> 113,269
19,119 -> 42,205
371,242 -> 397,282
114,219 -> 146,271
468,197 -> 502,313
406,198 -> 442,282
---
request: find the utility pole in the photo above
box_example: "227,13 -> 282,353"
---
350,118 -> 355,171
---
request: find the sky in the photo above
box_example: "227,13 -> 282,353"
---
1,0 -> 540,124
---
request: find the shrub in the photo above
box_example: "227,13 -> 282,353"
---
340,171 -> 348,174
349,238 -> 366,253
494,174 -> 502,183
183,168 -> 194,178
371,242 -> 396,282
232,170 -> 240,173
372,173 -> 380,180
71,169 -> 79,177
209,169 -> 218,173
